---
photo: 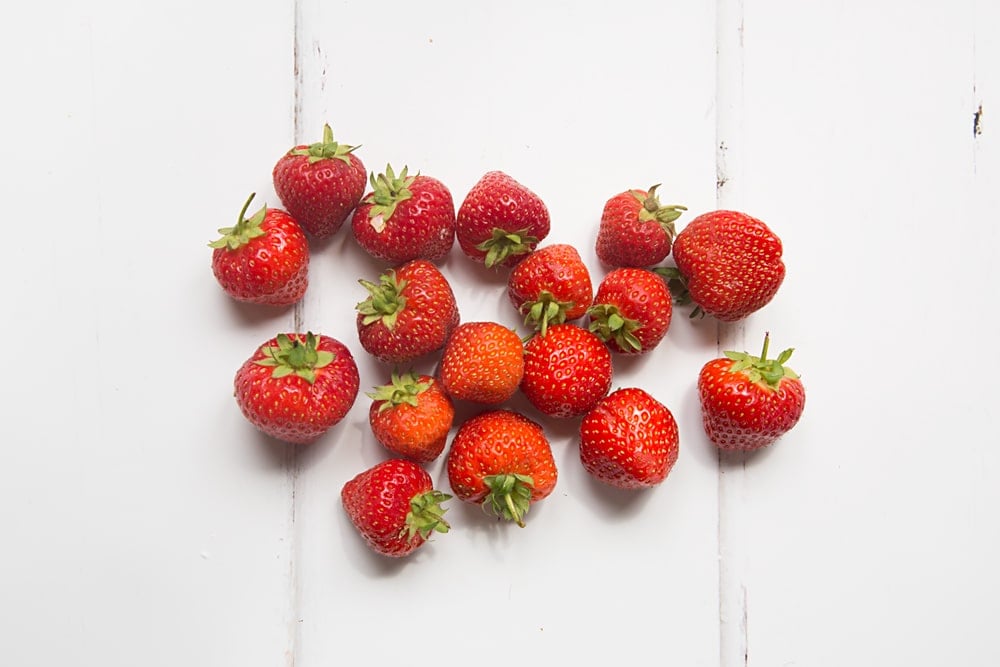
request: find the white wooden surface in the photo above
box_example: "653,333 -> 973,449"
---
0,2 -> 996,665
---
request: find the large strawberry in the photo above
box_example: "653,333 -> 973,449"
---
342,458 -> 451,558
446,410 -> 557,527
698,333 -> 805,451
455,171 -> 550,268
234,332 -> 360,444
579,387 -> 679,489
272,123 -> 366,239
356,259 -> 460,364
665,210 -> 785,321
368,371 -> 454,463
351,164 -> 455,263
507,243 -> 593,336
595,185 -> 686,268
438,322 -> 524,404
520,324 -> 613,418
587,268 -> 672,354
210,193 -> 309,306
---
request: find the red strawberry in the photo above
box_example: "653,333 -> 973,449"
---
438,322 -> 524,404
587,268 -> 672,354
446,410 -> 557,527
520,324 -> 613,418
456,171 -> 550,268
210,193 -> 308,306
579,387 -> 679,489
342,458 -> 451,557
698,333 -> 805,451
595,185 -> 686,268
666,210 -> 785,321
272,124 -> 366,239
368,371 -> 454,463
234,332 -> 360,444
356,259 -> 460,364
507,243 -> 594,336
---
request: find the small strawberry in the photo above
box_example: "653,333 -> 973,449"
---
234,332 -> 360,444
507,243 -> 594,336
664,210 -> 785,321
342,458 -> 451,558
520,324 -> 613,418
368,371 -> 454,463
356,259 -> 460,364
456,171 -> 550,268
595,185 -> 686,268
438,322 -> 524,404
210,193 -> 309,306
698,333 -> 805,452
272,123 -> 366,239
446,410 -> 557,527
351,164 -> 456,263
579,388 -> 679,489
587,268 -> 672,354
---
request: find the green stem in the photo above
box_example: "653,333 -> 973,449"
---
760,332 -> 771,361
237,192 -> 256,225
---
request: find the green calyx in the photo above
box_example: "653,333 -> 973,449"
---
587,304 -> 642,352
482,473 -> 535,528
363,164 -> 416,224
289,123 -> 359,165
652,266 -> 704,319
475,228 -> 539,268
367,370 -> 431,412
521,290 -> 573,337
630,184 -> 687,238
405,489 -> 452,541
724,332 -> 799,390
254,332 -> 335,385
356,270 -> 408,331
208,193 -> 267,250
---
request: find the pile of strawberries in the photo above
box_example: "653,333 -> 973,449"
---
210,124 -> 806,558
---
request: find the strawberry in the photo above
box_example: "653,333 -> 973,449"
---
595,185 -> 686,268
368,371 -> 454,463
272,123 -> 366,239
579,387 -> 679,489
698,333 -> 805,451
507,243 -> 594,336
446,409 -> 557,527
665,210 -> 785,321
455,171 -> 551,268
210,193 -> 309,306
342,458 -> 451,557
438,322 -> 524,404
234,332 -> 360,444
587,268 -> 672,354
520,324 -> 613,418
356,259 -> 460,364
351,164 -> 456,263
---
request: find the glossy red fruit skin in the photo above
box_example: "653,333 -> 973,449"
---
438,322 -> 525,404
368,375 -> 454,463
671,210 -> 786,321
341,459 -> 435,557
590,268 -> 672,354
234,334 -> 360,444
579,388 -> 679,489
211,208 -> 308,306
520,324 -> 613,418
351,175 -> 456,263
596,189 -> 672,268
507,244 -> 594,323
697,357 -> 806,451
273,149 -> 366,240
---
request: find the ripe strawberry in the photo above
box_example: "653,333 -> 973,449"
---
351,164 -> 456,263
210,193 -> 309,306
579,388 -> 679,489
368,371 -> 454,463
342,458 -> 451,558
666,210 -> 785,321
272,123 -> 366,239
456,171 -> 550,268
520,324 -> 613,418
587,268 -> 672,354
446,410 -> 557,527
439,322 -> 524,404
356,259 -> 460,364
698,333 -> 805,451
507,243 -> 594,336
234,332 -> 360,444
595,185 -> 686,268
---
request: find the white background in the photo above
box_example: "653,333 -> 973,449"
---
1,1 -> 997,665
